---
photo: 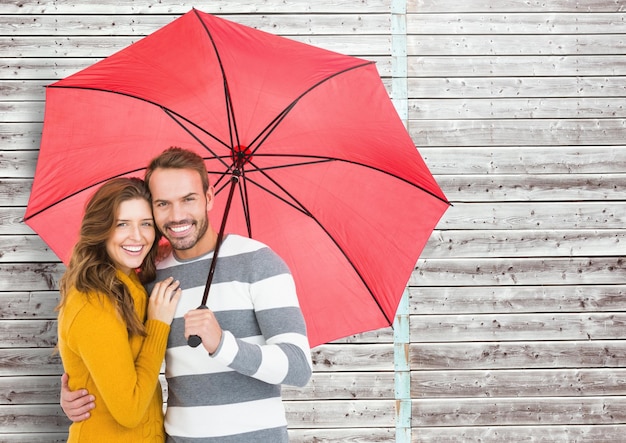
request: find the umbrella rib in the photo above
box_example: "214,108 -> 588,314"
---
46,83 -> 235,167
246,154 -> 450,205
193,8 -> 242,154
238,169 -> 253,237
24,96 -> 240,222
23,167 -> 148,221
243,159 -> 397,326
160,107 -> 235,175
237,152 -> 450,326
246,61 -> 374,155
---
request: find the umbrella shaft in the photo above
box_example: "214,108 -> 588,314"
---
200,173 -> 239,306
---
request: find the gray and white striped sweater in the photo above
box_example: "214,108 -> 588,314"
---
149,234 -> 312,442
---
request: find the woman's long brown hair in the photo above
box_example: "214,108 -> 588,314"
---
57,178 -> 160,336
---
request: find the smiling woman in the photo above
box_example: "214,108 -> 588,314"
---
55,178 -> 182,442
105,198 -> 157,275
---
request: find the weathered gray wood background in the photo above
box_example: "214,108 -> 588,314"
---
2,0 -> 625,441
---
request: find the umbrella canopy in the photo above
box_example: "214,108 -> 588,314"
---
25,8 -> 449,347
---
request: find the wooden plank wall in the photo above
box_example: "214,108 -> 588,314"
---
1,0 -> 625,442
408,0 -> 626,441
1,1 -> 398,442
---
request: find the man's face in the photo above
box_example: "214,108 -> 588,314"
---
148,167 -> 214,259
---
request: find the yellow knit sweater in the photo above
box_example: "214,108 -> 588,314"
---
58,270 -> 170,442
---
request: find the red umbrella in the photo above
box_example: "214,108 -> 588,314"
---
25,8 -> 449,347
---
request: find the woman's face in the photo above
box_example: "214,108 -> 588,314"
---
106,198 -> 155,275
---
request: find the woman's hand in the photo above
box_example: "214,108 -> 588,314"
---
148,277 -> 182,324
60,373 -> 95,422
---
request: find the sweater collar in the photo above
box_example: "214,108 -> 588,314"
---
115,268 -> 143,291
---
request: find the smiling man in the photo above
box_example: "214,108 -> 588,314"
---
61,147 -> 312,442
149,166 -> 214,256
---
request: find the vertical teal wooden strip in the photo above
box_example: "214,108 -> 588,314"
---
394,289 -> 411,442
391,0 -> 410,440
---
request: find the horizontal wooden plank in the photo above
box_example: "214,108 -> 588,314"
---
412,257 -> 625,287
422,229 -> 624,258
0,150 -> 39,177
0,14 -> 390,36
0,178 -> 626,209
412,425 -> 626,443
0,434 -> 67,443
1,372 -> 393,405
0,318 -> 391,348
5,146 -> 625,183
2,253 -> 624,294
286,399 -> 395,428
421,146 -> 626,175
12,356 -> 626,404
0,344 -> 394,376
310,344 -> 394,371
0,264 -> 62,291
0,0 -> 392,14
0,401 -> 394,433
7,75 -> 626,102
0,180 -> 30,205
0,57 -> 393,82
6,203 -> 626,242
330,328 -> 394,345
437,202 -> 626,230
9,146 -> 626,179
0,320 -> 56,348
411,341 -> 626,369
0,376 -> 60,405
4,173 -> 624,208
0,292 -> 59,319
412,368 -> 626,398
1,35 -> 391,58
47,98 -> 603,126
6,425 -> 626,443
0,429 -> 396,443
0,210 -> 626,262
409,118 -> 626,147
5,228 -> 623,262
410,285 -> 626,315
0,80 -> 48,101
408,13 -> 626,35
0,349 -> 62,376
289,428 -> 394,442
410,98 -> 626,120
2,102 -> 42,123
412,396 -> 626,427
411,313 -> 626,342
6,267 -> 610,321
0,123 -> 43,152
408,34 -> 626,56
1,371 -> 393,406
0,208 -> 32,235
437,174 -> 626,202
14,96 -> 626,123
409,77 -> 626,99
409,0 -> 626,13
409,55 -> 626,77
0,320 -> 57,348
0,235 -> 58,262
0,77 -> 390,102
3,256 -> 624,294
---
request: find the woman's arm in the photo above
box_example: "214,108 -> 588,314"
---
64,278 -> 180,428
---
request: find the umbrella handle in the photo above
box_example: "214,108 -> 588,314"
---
187,305 -> 209,348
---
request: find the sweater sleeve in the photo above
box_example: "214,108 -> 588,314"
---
211,271 -> 313,387
67,297 -> 170,428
